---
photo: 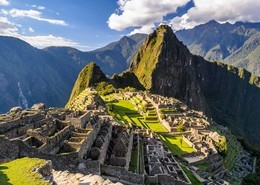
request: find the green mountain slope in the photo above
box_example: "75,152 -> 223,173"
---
0,36 -> 70,113
66,62 -> 107,106
0,34 -> 146,113
130,25 -> 260,146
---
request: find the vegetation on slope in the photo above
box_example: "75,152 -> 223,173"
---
158,135 -> 194,156
0,157 -> 49,185
103,94 -> 167,132
66,62 -> 107,107
130,26 -> 165,89
180,165 -> 203,185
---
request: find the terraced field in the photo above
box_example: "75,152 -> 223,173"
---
103,95 -> 167,133
158,135 -> 195,156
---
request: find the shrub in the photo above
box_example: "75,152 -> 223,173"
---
96,82 -> 115,96
177,125 -> 186,132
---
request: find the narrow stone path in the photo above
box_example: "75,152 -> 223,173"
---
53,170 -> 123,185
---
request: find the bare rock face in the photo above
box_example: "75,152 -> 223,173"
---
130,25 -> 260,145
9,106 -> 22,114
31,103 -> 46,110
130,25 -> 207,111
0,136 -> 20,160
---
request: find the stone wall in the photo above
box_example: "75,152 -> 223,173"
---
0,112 -> 45,134
78,120 -> 101,159
82,160 -> 101,174
39,125 -> 72,153
98,124 -> 112,164
0,135 -> 20,161
101,165 -> 144,184
182,136 -> 197,151
146,174 -> 191,185
145,94 -> 171,132
125,129 -> 134,170
66,111 -> 91,128
36,160 -> 53,181
3,117 -> 49,139
157,174 -> 191,185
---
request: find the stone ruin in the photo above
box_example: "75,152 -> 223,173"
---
144,134 -> 191,185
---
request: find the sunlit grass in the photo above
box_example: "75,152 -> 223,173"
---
158,135 -> 194,156
0,157 -> 50,185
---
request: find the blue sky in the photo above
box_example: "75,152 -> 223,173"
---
0,0 -> 259,51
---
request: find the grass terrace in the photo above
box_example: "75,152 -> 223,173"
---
0,157 -> 50,185
104,95 -> 168,132
129,149 -> 138,173
180,165 -> 203,185
158,135 -> 195,156
224,136 -> 242,170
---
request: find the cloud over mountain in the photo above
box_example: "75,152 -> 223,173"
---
108,0 -> 189,34
108,0 -> 260,33
171,0 -> 260,30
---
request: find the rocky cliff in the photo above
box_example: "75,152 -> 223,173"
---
130,25 -> 260,145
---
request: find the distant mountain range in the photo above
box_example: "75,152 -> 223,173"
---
1,20 -> 260,113
0,34 -> 146,113
176,20 -> 260,75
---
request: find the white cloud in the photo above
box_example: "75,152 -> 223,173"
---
0,17 -> 88,50
32,5 -> 45,10
0,17 -> 19,36
28,27 -> 34,33
170,0 -> 260,30
108,0 -> 190,34
2,8 -> 68,26
0,0 -> 9,6
20,35 -> 88,49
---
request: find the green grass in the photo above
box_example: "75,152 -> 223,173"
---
159,135 -> 194,156
0,157 -> 50,185
180,165 -> 203,185
104,98 -> 167,132
129,149 -> 138,173
224,136 -> 241,170
142,120 -> 168,133
196,163 -> 211,170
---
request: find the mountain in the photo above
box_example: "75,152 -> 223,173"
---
131,25 -> 260,145
70,25 -> 260,146
0,34 -> 146,113
45,33 -> 146,76
176,20 -> 260,75
66,62 -> 107,106
0,36 -> 71,114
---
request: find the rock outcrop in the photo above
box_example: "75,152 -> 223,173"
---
130,25 -> 260,145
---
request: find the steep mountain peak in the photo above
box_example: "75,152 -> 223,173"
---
130,24 -> 191,88
66,62 -> 107,106
130,25 -> 206,110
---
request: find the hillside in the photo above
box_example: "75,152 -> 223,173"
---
176,20 -> 260,75
45,33 -> 146,76
0,34 -> 146,113
70,25 -> 260,146
0,36 -> 71,113
66,62 -> 107,106
131,25 -> 260,145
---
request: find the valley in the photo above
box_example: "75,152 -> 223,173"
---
0,20 -> 259,185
